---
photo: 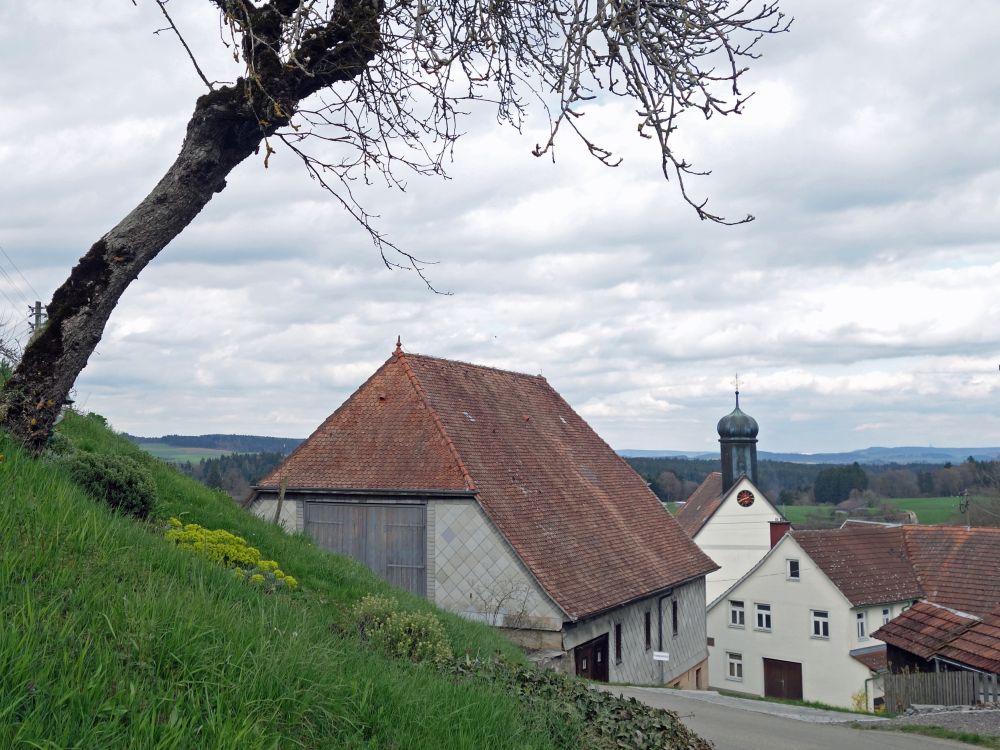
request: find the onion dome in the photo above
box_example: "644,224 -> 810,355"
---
717,393 -> 759,440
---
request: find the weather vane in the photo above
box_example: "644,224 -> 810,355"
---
732,372 -> 742,393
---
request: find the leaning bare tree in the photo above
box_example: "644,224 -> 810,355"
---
0,0 -> 788,452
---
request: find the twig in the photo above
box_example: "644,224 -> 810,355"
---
155,0 -> 214,91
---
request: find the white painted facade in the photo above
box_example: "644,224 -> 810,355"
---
707,535 -> 908,710
693,476 -> 784,603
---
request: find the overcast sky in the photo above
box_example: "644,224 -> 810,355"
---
2,1 -> 999,453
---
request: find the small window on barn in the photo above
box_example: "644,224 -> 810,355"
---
672,600 -> 679,637
644,611 -> 651,650
786,559 -> 800,580
726,652 -> 743,681
614,623 -> 623,664
729,600 -> 745,628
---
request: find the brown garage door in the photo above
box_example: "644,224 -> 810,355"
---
574,634 -> 610,682
763,658 -> 803,701
304,502 -> 427,597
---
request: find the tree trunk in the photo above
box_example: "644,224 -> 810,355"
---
0,84 -> 274,453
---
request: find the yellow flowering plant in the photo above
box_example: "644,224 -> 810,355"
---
165,518 -> 299,592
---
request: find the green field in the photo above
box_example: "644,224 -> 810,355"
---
136,443 -> 234,463
884,497 -> 963,525
776,496 -> 967,527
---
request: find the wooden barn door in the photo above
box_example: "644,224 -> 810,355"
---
304,502 -> 426,597
574,634 -> 610,682
763,658 -> 803,701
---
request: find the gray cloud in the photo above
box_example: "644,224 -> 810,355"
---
2,0 -> 1000,453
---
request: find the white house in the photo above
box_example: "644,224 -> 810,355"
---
706,524 -> 1000,710
246,344 -> 718,686
675,393 -> 788,603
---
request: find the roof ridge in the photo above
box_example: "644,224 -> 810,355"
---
396,350 -> 478,492
403,351 -> 547,381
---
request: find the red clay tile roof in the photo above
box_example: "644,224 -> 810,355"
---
791,527 -> 924,607
901,526 -> 1000,618
938,603 -> 1000,673
791,525 -> 1000,615
258,355 -> 473,491
873,601 -> 977,660
262,350 -> 718,619
674,472 -> 723,538
850,646 -> 888,672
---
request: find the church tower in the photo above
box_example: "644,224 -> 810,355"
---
717,383 -> 759,493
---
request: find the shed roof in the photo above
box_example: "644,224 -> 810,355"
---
937,603 -> 1000,673
873,601 -> 977,661
259,348 -> 717,619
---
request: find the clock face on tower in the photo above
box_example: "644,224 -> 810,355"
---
736,489 -> 755,508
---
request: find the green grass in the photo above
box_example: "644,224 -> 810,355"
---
777,505 -> 838,526
2,411 -> 710,749
883,497 -> 963,525
861,723 -> 1000,748
136,443 -> 234,463
777,496 -> 968,526
0,413 -> 560,749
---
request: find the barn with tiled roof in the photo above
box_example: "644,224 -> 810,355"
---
246,343 -> 717,686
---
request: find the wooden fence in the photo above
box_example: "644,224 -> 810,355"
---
884,671 -> 1000,712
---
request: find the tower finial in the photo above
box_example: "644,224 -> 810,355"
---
394,335 -> 402,355
732,372 -> 742,407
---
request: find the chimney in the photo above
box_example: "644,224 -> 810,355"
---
769,520 -> 791,548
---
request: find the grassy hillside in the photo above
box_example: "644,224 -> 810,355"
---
0,412 -> 707,749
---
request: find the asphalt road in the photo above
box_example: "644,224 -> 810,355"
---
603,687 -> 971,750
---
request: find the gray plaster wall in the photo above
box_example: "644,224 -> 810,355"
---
563,577 -> 708,685
248,496 -> 303,533
429,499 -> 565,632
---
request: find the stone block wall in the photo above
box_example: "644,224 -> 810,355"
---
429,499 -> 564,632
563,577 -> 708,685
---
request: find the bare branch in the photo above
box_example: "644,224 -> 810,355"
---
155,0 -> 214,91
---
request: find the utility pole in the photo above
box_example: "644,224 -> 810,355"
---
28,301 -> 44,343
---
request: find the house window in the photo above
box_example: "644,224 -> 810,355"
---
882,607 -> 891,625
726,652 -> 743,681
754,603 -> 772,631
729,600 -> 745,628
856,611 -> 867,640
811,610 -> 830,638
644,611 -> 651,650
786,559 -> 800,580
672,600 -> 679,637
615,623 -> 622,664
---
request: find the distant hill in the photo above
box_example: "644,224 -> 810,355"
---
124,433 -> 303,455
618,446 -> 1000,465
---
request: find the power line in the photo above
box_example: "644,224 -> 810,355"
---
0,243 -> 41,300
0,260 -> 33,311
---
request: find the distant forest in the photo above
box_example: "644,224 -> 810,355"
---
624,455 -> 1000,507
177,452 -> 288,501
